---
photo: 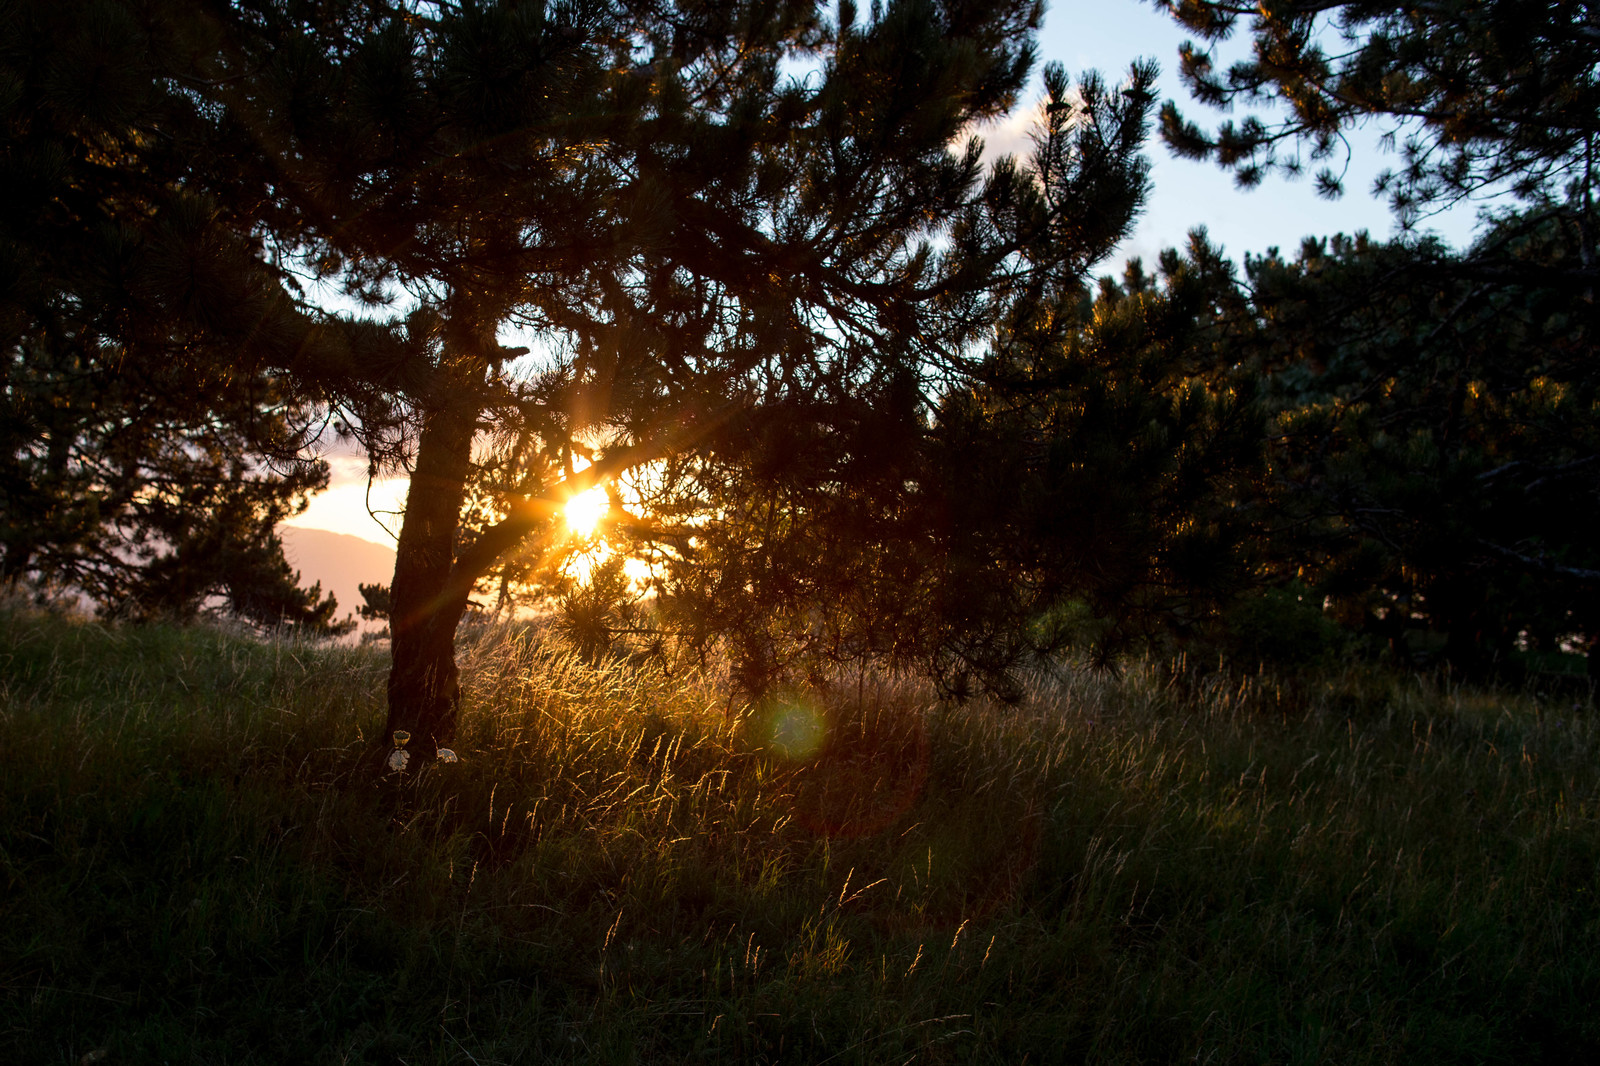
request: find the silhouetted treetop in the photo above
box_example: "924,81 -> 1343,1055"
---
1152,0 -> 1600,228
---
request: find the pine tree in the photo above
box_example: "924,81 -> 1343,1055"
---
0,0 -> 367,635
9,0 -> 1164,745
631,228 -> 1264,697
168,0 -> 1159,756
1247,210 -> 1600,673
1144,1 -> 1600,672
0,323 -> 350,634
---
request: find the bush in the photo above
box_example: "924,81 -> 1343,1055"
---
1222,580 -> 1350,667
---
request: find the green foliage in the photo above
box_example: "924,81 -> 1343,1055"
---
844,232 -> 1268,684
634,230 -> 1273,696
3,605 -> 1598,1062
538,46 -> 1163,701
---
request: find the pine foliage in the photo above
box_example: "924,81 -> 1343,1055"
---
1154,0 -> 1600,230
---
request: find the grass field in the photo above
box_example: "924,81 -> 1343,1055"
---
2,604 -> 1597,1064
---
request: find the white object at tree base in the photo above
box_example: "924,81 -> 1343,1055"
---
387,730 -> 412,773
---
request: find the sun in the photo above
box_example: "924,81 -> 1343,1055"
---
564,484 -> 609,537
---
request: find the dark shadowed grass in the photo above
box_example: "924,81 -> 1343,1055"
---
2,603 -> 1597,1064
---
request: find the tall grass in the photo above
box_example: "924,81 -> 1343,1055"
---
2,603 -> 1596,1064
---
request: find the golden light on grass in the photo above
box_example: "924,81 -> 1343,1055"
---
564,484 -> 609,537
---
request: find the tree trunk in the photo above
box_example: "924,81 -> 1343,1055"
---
373,339 -> 722,765
383,377 -> 480,761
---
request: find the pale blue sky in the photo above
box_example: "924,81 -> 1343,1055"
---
1030,0 -> 1489,270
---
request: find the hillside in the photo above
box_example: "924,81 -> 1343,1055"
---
278,525 -> 396,636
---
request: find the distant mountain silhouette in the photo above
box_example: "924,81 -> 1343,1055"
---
278,526 -> 396,637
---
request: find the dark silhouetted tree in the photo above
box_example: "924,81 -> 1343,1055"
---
627,228 -> 1265,697
174,0 -> 1159,755
8,0 -> 1169,737
0,0 -> 368,635
1246,209 -> 1600,673
1142,1 -> 1600,673
0,332 -> 350,633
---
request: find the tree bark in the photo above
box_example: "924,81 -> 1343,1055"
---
383,373 -> 480,760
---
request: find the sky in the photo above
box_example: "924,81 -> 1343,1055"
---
285,451 -> 409,543
284,0 -> 1499,545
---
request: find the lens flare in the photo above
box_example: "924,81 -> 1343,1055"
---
761,699 -> 826,761
564,485 -> 608,537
